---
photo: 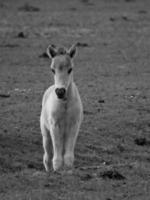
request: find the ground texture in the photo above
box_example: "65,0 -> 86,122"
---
0,0 -> 150,199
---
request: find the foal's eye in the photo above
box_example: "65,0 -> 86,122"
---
68,68 -> 72,74
51,69 -> 55,74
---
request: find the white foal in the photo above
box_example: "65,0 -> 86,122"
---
40,44 -> 83,172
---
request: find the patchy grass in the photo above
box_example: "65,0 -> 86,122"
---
0,0 -> 150,199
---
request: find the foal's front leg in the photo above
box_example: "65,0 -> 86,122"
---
64,123 -> 80,169
50,122 -> 64,171
41,124 -> 52,172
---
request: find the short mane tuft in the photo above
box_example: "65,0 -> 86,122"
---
57,47 -> 67,55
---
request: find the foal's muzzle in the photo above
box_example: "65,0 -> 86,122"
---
55,88 -> 66,99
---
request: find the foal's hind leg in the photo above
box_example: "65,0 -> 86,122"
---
64,123 -> 80,169
41,124 -> 52,172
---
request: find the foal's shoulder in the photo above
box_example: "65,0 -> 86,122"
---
42,85 -> 55,107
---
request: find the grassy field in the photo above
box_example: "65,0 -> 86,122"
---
0,0 -> 150,199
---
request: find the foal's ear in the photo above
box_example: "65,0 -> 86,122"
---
47,45 -> 57,58
68,44 -> 77,58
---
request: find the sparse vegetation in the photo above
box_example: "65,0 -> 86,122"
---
0,0 -> 150,199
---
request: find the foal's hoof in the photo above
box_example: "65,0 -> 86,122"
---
43,154 -> 51,172
52,158 -> 63,171
44,164 -> 51,173
64,155 -> 74,168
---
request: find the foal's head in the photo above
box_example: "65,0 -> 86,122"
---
47,44 -> 77,99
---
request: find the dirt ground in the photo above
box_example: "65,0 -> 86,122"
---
0,0 -> 150,199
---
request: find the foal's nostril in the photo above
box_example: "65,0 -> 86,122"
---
55,88 -> 66,99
